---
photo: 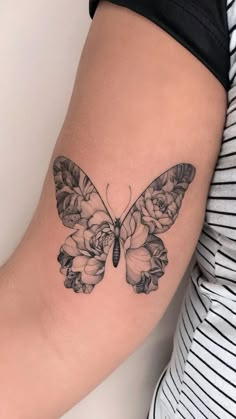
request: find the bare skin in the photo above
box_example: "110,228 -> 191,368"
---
0,2 -> 226,418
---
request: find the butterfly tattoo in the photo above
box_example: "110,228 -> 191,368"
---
53,156 -> 196,294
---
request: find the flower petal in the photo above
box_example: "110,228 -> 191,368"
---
165,192 -> 174,205
153,209 -> 163,219
63,236 -> 80,257
82,270 -> 104,285
72,255 -> 88,272
129,221 -> 149,249
83,229 -> 94,253
88,210 -> 112,227
123,235 -> 131,253
72,227 -> 86,250
84,258 -> 104,276
141,207 -> 150,217
144,189 -> 152,199
80,192 -> 105,219
126,247 -> 151,285
159,216 -> 172,226
142,216 -> 163,232
145,198 -> 155,217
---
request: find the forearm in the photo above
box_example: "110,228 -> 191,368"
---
0,2 -> 226,418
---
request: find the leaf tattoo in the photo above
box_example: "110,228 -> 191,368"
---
53,156 -> 196,294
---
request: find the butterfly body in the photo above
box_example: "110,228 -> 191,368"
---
113,218 -> 121,268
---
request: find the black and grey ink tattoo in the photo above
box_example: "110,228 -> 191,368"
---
53,156 -> 195,294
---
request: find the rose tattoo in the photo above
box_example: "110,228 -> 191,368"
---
53,157 -> 195,294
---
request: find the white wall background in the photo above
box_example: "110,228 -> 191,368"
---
0,2 -> 189,418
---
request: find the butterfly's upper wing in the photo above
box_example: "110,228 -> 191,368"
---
53,156 -> 114,293
120,163 -> 196,294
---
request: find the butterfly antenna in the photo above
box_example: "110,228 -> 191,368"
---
120,185 -> 132,220
106,184 -> 116,219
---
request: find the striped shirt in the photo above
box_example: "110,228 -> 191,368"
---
149,1 -> 236,418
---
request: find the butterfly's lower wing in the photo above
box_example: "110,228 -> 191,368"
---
53,156 -> 114,293
120,163 -> 196,294
121,211 -> 168,294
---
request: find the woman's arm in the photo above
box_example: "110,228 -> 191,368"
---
0,2 -> 226,418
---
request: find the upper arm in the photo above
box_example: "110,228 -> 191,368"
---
5,1 -> 227,416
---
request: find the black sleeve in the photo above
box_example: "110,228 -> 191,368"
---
89,0 -> 229,90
